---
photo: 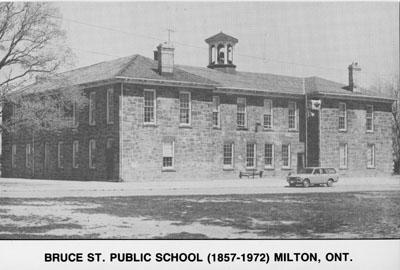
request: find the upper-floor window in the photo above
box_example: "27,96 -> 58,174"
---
264,143 -> 274,169
339,143 -> 348,169
366,105 -> 374,132
107,89 -> 114,124
212,96 -> 220,128
223,142 -> 234,168
282,144 -> 291,168
58,142 -> 64,168
143,89 -> 156,124
26,144 -> 32,168
12,144 -> 16,168
162,140 -> 174,169
288,101 -> 296,130
264,99 -> 273,129
73,102 -> 79,127
89,92 -> 96,126
89,139 -> 96,169
237,98 -> 246,128
246,142 -> 256,168
179,92 -> 191,126
339,102 -> 347,131
73,141 -> 79,169
367,144 -> 375,168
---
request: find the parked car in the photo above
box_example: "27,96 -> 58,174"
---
286,167 -> 339,187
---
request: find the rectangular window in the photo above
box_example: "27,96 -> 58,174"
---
263,99 -> 273,129
73,102 -> 79,127
282,144 -> 291,168
25,144 -> 31,168
339,143 -> 348,168
264,143 -> 274,168
237,98 -> 246,128
212,96 -> 220,128
58,142 -> 64,168
246,143 -> 256,168
366,105 -> 373,132
12,144 -> 16,168
223,142 -> 234,168
162,141 -> 174,169
179,92 -> 191,125
107,88 -> 114,124
73,141 -> 79,169
144,89 -> 156,124
89,140 -> 96,169
89,92 -> 96,126
339,102 -> 347,131
367,144 -> 375,168
288,101 -> 296,130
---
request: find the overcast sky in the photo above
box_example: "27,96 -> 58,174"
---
56,2 -> 399,87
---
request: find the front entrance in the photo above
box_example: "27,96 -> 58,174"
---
297,153 -> 305,173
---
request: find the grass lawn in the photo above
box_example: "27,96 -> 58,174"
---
0,190 -> 399,239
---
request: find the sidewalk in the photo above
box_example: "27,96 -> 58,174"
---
0,175 -> 399,198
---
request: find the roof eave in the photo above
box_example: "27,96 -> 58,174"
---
308,91 -> 396,103
215,87 -> 304,98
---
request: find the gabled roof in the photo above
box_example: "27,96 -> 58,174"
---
205,32 -> 239,44
19,53 -> 394,102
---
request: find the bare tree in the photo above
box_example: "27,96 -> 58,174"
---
0,2 -> 87,134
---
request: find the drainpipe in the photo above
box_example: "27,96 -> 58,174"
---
303,78 -> 307,168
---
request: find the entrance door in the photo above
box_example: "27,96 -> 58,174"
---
43,142 -> 50,178
106,139 -> 115,180
297,153 -> 305,173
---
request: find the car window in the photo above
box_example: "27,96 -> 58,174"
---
321,168 -> 327,174
325,168 -> 336,174
313,169 -> 320,174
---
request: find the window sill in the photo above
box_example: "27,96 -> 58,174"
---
143,123 -> 158,127
245,168 -> 257,171
288,129 -> 298,133
366,130 -> 374,134
237,127 -> 248,131
179,125 -> 192,129
162,168 -> 176,172
338,129 -> 347,133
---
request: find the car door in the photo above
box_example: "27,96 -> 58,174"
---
313,168 -> 323,184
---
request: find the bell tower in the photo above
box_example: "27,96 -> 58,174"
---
205,32 -> 238,74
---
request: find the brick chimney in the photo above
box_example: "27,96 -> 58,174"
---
348,62 -> 361,93
157,42 -> 174,75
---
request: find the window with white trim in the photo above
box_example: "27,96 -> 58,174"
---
367,144 -> 375,168
366,105 -> 373,132
179,92 -> 191,125
162,141 -> 174,169
288,101 -> 296,130
282,144 -> 291,168
12,144 -> 16,168
339,102 -> 347,131
246,143 -> 256,168
26,144 -> 32,168
339,143 -> 348,168
58,142 -> 64,168
89,140 -> 96,169
144,89 -> 156,124
89,92 -> 96,125
223,142 -> 234,168
73,141 -> 79,168
212,96 -> 220,128
107,88 -> 114,124
264,143 -> 274,168
237,98 -> 246,128
263,99 -> 273,129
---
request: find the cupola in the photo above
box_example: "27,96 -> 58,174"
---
205,32 -> 238,74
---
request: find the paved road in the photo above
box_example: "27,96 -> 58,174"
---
0,176 -> 399,198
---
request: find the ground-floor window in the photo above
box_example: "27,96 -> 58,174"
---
339,143 -> 348,169
58,142 -> 64,168
282,144 -> 291,168
223,142 -> 234,168
246,143 -> 256,168
25,144 -> 32,168
73,141 -> 79,168
264,143 -> 274,168
162,141 -> 174,169
367,144 -> 375,168
12,144 -> 16,168
89,140 -> 96,169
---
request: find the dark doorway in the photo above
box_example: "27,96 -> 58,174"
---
297,153 -> 305,173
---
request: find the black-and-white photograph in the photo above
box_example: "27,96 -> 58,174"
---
0,1 -> 399,241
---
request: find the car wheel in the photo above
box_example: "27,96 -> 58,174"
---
303,179 -> 310,188
327,179 -> 334,187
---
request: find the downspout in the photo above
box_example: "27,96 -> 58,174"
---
303,78 -> 307,167
119,82 -> 124,182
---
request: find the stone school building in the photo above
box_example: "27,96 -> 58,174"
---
2,32 -> 395,181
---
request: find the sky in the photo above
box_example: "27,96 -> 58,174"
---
55,1 -> 399,87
